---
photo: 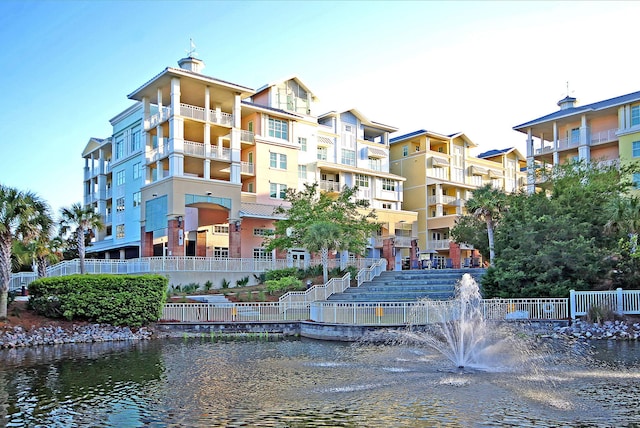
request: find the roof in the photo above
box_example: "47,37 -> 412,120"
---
241,101 -> 303,119
254,76 -> 318,101
390,129 -> 455,144
239,202 -> 288,220
513,90 -> 640,131
477,148 -> 512,158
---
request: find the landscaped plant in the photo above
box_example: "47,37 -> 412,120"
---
204,280 -> 213,291
28,274 -> 167,327
221,278 -> 230,289
236,276 -> 250,287
265,268 -> 300,281
265,276 -> 304,295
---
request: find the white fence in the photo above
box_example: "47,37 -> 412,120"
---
162,302 -> 310,323
9,257 -> 379,291
570,288 -> 640,319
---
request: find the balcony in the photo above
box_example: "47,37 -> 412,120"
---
427,168 -> 448,180
427,239 -> 451,250
241,162 -> 254,175
144,106 -> 171,131
372,235 -> 414,248
182,140 -> 232,161
240,130 -> 255,144
319,180 -> 341,192
428,195 -> 458,205
591,128 -> 618,145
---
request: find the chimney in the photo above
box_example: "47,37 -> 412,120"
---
557,95 -> 577,110
178,56 -> 205,74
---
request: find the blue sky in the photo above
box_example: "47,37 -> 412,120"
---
1,1 -> 639,216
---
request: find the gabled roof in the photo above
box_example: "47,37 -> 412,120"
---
254,76 -> 318,101
477,147 -> 525,160
241,101 -> 303,119
82,137 -> 110,157
390,129 -> 477,147
513,90 -> 640,131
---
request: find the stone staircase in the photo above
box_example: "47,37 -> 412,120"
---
326,269 -> 486,302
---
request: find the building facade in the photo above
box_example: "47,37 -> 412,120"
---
389,130 -> 526,268
513,90 -> 640,194
82,56 -> 418,270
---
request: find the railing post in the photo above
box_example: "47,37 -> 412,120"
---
616,288 -> 624,315
569,289 -> 576,320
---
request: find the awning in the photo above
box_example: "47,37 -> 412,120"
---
470,165 -> 488,175
367,147 -> 387,158
431,156 -> 449,167
489,169 -> 504,178
318,136 -> 333,146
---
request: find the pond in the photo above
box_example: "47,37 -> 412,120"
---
0,337 -> 638,427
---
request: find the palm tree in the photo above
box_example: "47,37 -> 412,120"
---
605,196 -> 640,253
465,184 -> 507,266
302,221 -> 345,284
59,203 -> 103,274
0,184 -> 51,319
28,215 -> 64,278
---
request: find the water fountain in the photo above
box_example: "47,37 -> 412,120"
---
402,273 -> 539,370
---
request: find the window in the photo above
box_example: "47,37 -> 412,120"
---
356,174 -> 369,188
131,131 -> 141,152
298,137 -> 307,152
341,149 -> 356,166
214,247 -> 229,258
632,105 -> 640,127
368,157 -> 381,171
382,179 -> 396,191
633,141 -> 640,158
253,248 -> 272,260
570,128 -> 580,144
402,145 -> 409,157
270,152 -> 287,169
634,173 -> 640,190
253,228 -> 274,236
270,183 -> 287,199
116,224 -> 125,239
116,170 -> 125,186
115,137 -> 124,159
382,203 -> 392,209
214,225 -> 229,234
116,197 -> 125,212
133,192 -> 141,207
317,147 -> 327,161
133,162 -> 141,179
268,117 -> 288,140
247,182 -> 254,193
248,121 -> 254,132
298,165 -> 307,179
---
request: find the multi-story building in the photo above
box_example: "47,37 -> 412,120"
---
82,56 -> 418,270
513,90 -> 640,193
389,130 -> 526,268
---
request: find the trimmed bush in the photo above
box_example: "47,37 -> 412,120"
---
28,274 -> 167,327
265,268 -> 301,281
265,276 -> 304,294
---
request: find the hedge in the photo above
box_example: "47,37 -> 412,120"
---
28,274 -> 168,327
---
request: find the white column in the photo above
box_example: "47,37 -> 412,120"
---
169,77 -> 184,175
230,93 -> 242,183
579,114 -> 590,162
526,128 -> 535,194
204,86 -> 210,122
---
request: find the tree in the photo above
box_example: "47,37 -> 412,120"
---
0,184 -> 51,319
463,184 -> 507,265
264,183 -> 379,284
59,203 -> 103,274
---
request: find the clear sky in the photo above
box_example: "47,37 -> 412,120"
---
1,1 -> 639,216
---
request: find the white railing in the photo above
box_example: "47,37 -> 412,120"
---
590,128 -> 618,145
318,180 -> 341,192
427,168 -> 447,180
209,110 -> 233,127
394,236 -> 413,248
241,162 -> 254,175
210,146 -> 231,161
184,140 -> 205,157
570,288 -> 640,319
162,302 -> 310,323
240,130 -> 255,143
427,239 -> 451,250
356,258 -> 387,286
180,103 -> 205,121
278,273 -> 351,306
144,106 -> 172,130
9,257 -> 380,290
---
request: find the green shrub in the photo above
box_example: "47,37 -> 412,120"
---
254,273 -> 266,284
221,278 -> 230,289
204,280 -> 213,291
257,290 -> 266,301
182,283 -> 199,294
236,276 -> 250,287
265,268 -> 300,281
28,274 -> 167,327
587,305 -> 615,324
265,276 -> 304,294
303,264 -> 323,278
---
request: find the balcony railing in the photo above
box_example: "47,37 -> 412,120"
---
591,128 -> 618,145
427,239 -> 451,250
144,106 -> 172,130
427,168 -> 448,180
184,140 -> 205,157
209,110 -> 233,127
240,130 -> 255,143
180,103 -> 205,121
319,180 -> 341,192
241,162 -> 254,175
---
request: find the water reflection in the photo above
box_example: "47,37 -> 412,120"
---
0,338 -> 638,427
